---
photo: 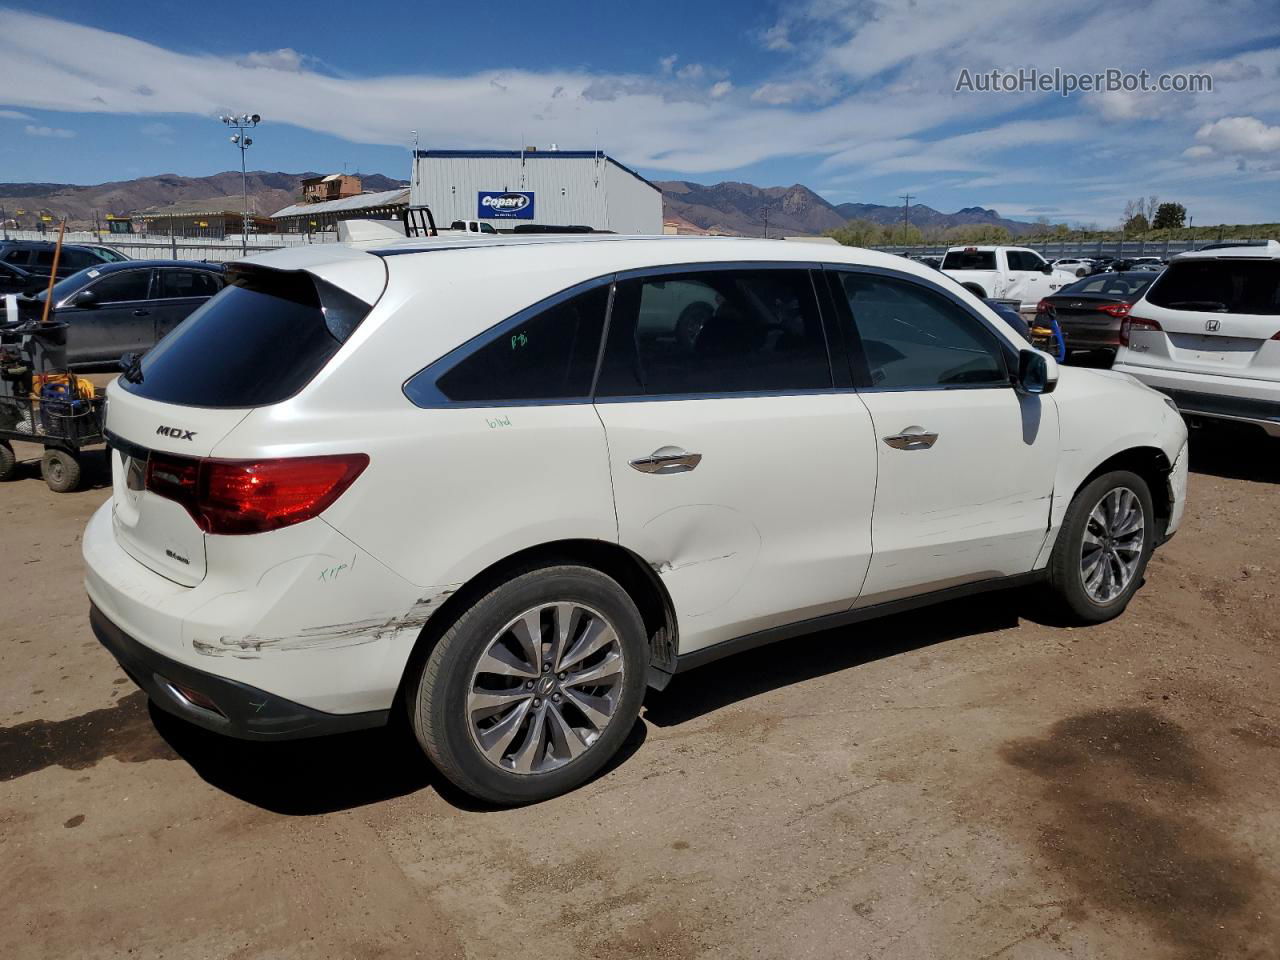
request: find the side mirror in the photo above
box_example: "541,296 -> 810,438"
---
1018,349 -> 1058,395
72,289 -> 98,308
1040,264 -> 1054,275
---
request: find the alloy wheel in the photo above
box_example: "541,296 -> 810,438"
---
466,602 -> 625,775
1080,486 -> 1145,604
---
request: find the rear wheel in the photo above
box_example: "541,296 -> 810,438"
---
0,441 -> 15,482
1046,470 -> 1154,623
410,565 -> 648,804
41,448 -> 81,493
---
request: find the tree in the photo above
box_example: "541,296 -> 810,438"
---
1152,202 -> 1187,229
884,223 -> 923,246
825,219 -> 884,247
1123,213 -> 1150,234
946,224 -> 1010,244
1053,223 -> 1071,237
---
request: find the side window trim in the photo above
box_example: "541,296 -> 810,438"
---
822,264 -> 1017,391
402,273 -> 616,409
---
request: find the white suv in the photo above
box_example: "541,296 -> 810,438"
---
84,235 -> 1188,803
1113,242 -> 1280,437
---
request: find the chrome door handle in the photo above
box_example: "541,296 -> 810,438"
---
882,428 -> 938,450
629,446 -> 702,474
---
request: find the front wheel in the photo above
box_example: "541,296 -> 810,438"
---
1046,470 -> 1155,623
42,448 -> 82,493
410,565 -> 648,804
0,441 -> 15,482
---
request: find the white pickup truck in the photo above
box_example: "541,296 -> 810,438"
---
941,246 -> 1078,311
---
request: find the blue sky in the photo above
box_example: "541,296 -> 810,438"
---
2,1 -> 1279,226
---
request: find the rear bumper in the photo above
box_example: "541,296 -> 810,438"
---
1112,362 -> 1280,437
1058,322 -> 1120,349
92,602 -> 388,740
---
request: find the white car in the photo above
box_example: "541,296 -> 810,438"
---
1052,257 -> 1094,278
84,235 -> 1188,803
941,245 -> 1079,310
1113,242 -> 1280,437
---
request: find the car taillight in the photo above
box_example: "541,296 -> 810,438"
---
145,453 -> 368,535
1099,302 -> 1132,318
1036,299 -> 1052,315
1119,315 -> 1162,347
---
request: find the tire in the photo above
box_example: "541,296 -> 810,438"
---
410,565 -> 648,804
1046,470 -> 1155,623
0,442 -> 15,482
41,449 -> 82,493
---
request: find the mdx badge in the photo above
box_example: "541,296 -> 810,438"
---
156,425 -> 197,441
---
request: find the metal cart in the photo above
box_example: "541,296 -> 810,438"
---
0,320 -> 105,492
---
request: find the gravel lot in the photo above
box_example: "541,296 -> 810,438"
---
2,408 -> 1277,960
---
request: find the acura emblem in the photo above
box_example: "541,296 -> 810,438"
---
1205,319 -> 1221,332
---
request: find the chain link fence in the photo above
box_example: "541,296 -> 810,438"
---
1,229 -> 338,263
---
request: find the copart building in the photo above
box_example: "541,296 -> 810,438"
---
410,148 -> 662,234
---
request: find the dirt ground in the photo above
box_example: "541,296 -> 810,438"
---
1,398 -> 1278,960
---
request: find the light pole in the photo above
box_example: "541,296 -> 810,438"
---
220,113 -> 261,254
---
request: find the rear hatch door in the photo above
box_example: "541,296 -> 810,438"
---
1133,257 -> 1280,378
105,254 -> 386,587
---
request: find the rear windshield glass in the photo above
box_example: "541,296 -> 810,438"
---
1058,273 -> 1154,297
118,267 -> 370,408
1146,260 -> 1280,315
942,250 -> 996,271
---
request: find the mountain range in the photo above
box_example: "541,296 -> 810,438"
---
658,180 -> 1036,237
0,171 -> 408,226
0,170 -> 1034,237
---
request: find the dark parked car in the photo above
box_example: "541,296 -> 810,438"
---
0,260 -> 34,297
24,260 -> 225,364
0,240 -> 131,285
1035,271 -> 1157,355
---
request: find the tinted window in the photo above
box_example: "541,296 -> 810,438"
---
2,249 -> 28,265
60,249 -> 99,271
838,272 -> 1008,389
411,284 -> 609,404
1058,274 -> 1153,297
89,270 -> 151,303
1146,260 -> 1280,315
92,247 -> 130,263
159,270 -> 221,298
33,251 -> 55,268
1007,250 -> 1045,271
942,250 -> 996,271
596,269 -> 830,397
120,268 -> 369,408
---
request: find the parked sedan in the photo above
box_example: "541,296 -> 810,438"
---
26,260 -> 225,364
1036,271 -> 1157,355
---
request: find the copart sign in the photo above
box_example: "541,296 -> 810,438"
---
478,191 -> 535,219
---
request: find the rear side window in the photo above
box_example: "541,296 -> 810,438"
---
595,268 -> 830,397
1145,260 -> 1280,315
407,284 -> 609,405
837,272 -> 1008,389
942,250 -> 996,271
60,249 -> 98,271
119,267 -> 371,408
159,270 -> 221,298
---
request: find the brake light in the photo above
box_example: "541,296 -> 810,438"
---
1036,299 -> 1052,315
144,453 -> 368,535
1119,315 -> 1162,347
1099,302 -> 1132,318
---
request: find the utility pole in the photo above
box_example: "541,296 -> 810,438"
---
899,194 -> 913,236
220,113 -> 261,255
761,204 -> 771,239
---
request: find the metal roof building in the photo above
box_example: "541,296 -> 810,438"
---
270,187 -> 410,233
411,149 -> 662,234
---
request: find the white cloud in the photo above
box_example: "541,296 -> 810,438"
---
1182,144 -> 1214,159
761,24 -> 793,51
709,81 -> 732,99
1194,115 -> 1280,155
24,124 -> 75,138
236,48 -> 306,72
0,108 -> 33,120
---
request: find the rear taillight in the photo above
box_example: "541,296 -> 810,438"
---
1099,302 -> 1132,318
1119,315 -> 1162,347
144,453 -> 368,535
1036,299 -> 1052,315
1272,330 -> 1280,340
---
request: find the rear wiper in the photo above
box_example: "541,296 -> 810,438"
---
1167,300 -> 1228,312
120,351 -> 144,384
